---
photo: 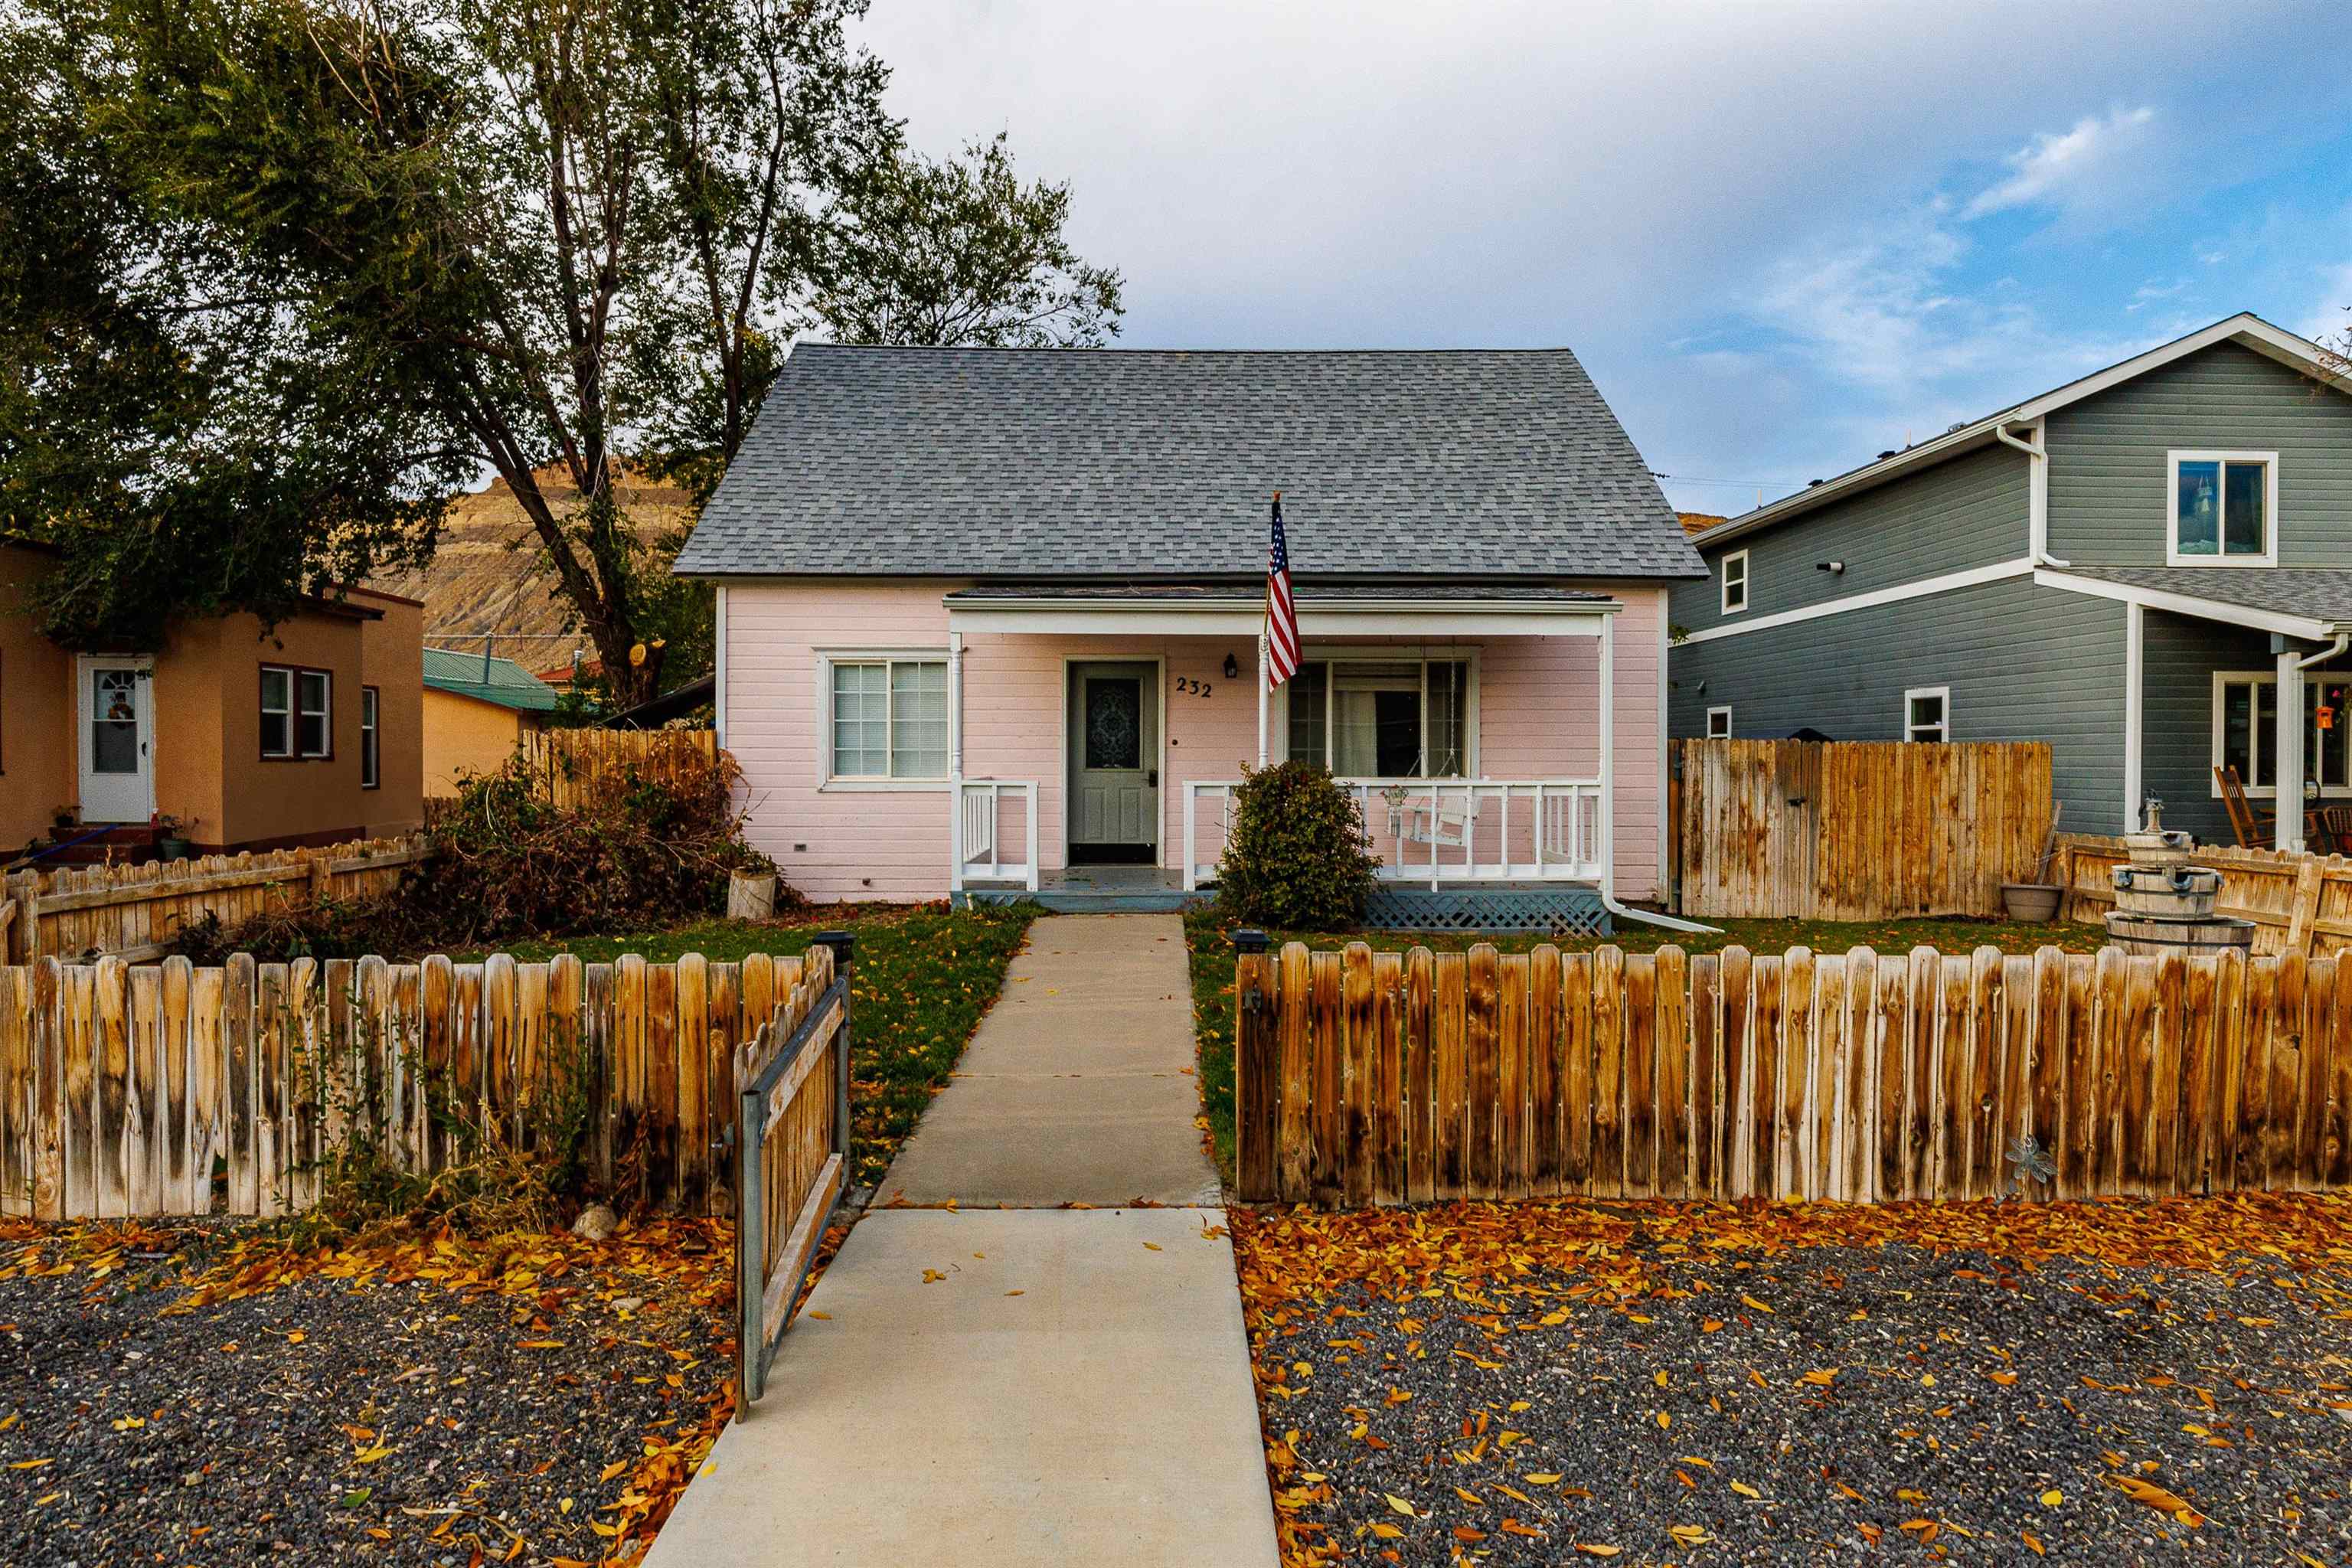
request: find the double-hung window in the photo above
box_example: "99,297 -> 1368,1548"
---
263,665 -> 332,759
1903,686 -> 1949,743
2215,671 -> 2352,796
360,686 -> 381,789
1720,549 -> 1749,614
2169,451 -> 2276,565
1285,655 -> 1472,777
828,655 -> 949,782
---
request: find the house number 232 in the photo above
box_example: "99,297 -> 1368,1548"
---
1175,677 -> 1213,697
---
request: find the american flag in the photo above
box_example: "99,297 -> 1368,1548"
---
1264,491 -> 1300,687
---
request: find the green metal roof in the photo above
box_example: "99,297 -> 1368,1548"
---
422,646 -> 564,713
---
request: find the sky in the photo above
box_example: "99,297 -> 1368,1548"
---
849,0 -> 2352,518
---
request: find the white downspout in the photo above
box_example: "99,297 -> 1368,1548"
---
2124,602 -> 2144,831
1589,612 -> 1717,935
1994,422 -> 2068,568
947,628 -> 965,893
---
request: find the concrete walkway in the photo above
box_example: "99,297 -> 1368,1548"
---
880,912 -> 1221,1207
644,914 -> 1279,1568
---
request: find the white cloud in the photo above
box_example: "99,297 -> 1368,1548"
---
2301,263 -> 2352,342
1962,106 -> 2158,220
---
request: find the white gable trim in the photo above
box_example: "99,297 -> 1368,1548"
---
1693,314 -> 2347,552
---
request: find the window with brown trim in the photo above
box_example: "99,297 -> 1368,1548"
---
361,685 -> 380,789
262,664 -> 334,760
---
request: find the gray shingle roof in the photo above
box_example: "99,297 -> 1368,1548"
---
2055,567 -> 2352,628
942,580 -> 1615,604
674,346 -> 1703,580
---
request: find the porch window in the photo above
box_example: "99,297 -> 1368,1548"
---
2215,671 -> 2351,795
829,657 -> 949,780
2169,451 -> 2275,564
1706,705 -> 1733,739
1284,656 -> 1470,777
1903,686 -> 1949,743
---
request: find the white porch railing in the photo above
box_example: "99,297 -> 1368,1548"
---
1184,778 -> 1603,890
949,779 -> 1039,892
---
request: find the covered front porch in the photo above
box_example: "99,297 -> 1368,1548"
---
938,581 -> 1645,925
2056,567 -> 2352,848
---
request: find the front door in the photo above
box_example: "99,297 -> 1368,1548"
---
1067,662 -> 1158,864
77,656 -> 153,823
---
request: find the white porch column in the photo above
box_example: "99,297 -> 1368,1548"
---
2122,602 -> 2144,831
1596,616 -> 1615,897
947,629 -> 966,893
1256,631 -> 1270,767
948,629 -> 965,779
2276,645 -> 2306,851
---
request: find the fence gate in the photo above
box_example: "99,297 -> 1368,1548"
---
733,933 -> 853,1413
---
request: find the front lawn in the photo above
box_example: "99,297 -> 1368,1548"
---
1236,1193 -> 2352,1566
1183,907 -> 2108,1184
477,902 -> 1037,1188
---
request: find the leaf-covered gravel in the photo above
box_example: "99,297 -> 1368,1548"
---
1236,1194 -> 2352,1565
0,1217 -> 740,1566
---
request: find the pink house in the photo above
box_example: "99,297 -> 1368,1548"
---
676,346 -> 1707,928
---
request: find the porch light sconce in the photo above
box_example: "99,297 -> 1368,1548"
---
1222,652 -> 1240,681
1817,560 -> 1846,575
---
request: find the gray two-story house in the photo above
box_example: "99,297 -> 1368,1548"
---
1669,312 -> 2352,850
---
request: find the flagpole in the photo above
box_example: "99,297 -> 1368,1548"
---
1256,630 -> 1270,767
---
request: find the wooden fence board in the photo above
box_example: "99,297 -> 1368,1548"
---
1232,938 -> 2352,1209
1679,740 -> 2053,920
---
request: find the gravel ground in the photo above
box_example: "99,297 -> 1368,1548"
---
0,1220 -> 733,1567
1239,1199 -> 2352,1565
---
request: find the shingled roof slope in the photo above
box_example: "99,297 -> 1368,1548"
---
675,345 -> 1702,580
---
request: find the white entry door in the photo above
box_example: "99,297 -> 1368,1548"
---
1067,662 -> 1158,859
77,656 -> 154,823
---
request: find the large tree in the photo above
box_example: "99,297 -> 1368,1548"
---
0,0 -> 1121,702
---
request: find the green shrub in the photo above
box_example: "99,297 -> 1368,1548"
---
1216,761 -> 1379,931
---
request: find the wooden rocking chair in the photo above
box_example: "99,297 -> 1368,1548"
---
2213,766 -> 2275,848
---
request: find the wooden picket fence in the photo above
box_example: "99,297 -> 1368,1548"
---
1232,940 -> 2352,1208
1,837 -> 430,965
519,728 -> 720,810
0,946 -> 834,1221
2059,834 -> 2352,959
1676,740 -> 2055,920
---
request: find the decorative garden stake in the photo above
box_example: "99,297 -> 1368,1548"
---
2003,1134 -> 2057,1200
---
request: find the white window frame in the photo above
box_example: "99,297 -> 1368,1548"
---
1903,684 -> 1950,743
1284,648 -> 1480,779
296,669 -> 332,759
2166,449 -> 2278,567
1705,704 -> 1733,739
2211,669 -> 2352,799
815,649 -> 952,792
1720,548 -> 1749,615
260,665 -> 295,759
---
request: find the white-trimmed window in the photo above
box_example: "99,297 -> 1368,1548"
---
1705,704 -> 1733,739
260,665 -> 332,760
1720,549 -> 1749,614
1903,685 -> 1949,743
827,655 -> 949,782
2168,450 -> 2276,565
2213,671 -> 2352,797
1285,655 -> 1472,777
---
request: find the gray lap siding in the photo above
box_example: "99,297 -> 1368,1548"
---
1668,573 -> 2125,831
2044,341 -> 2352,567
1669,443 -> 2028,636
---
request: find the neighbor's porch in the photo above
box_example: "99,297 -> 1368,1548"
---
938,582 -> 1651,926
